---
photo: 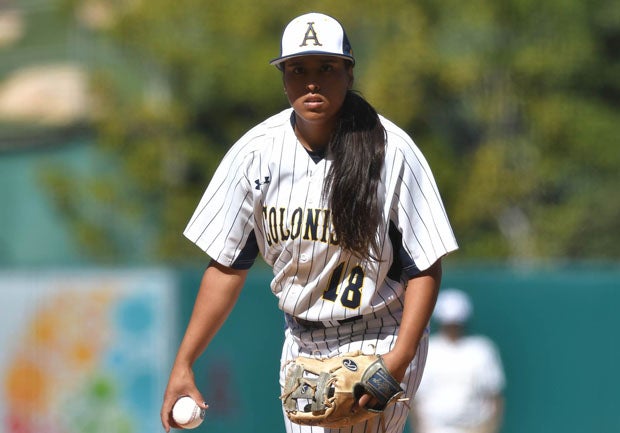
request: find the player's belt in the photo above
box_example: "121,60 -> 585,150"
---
289,314 -> 363,329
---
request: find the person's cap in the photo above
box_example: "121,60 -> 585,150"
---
433,289 -> 473,324
270,12 -> 355,69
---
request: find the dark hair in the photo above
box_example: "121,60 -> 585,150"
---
324,91 -> 386,260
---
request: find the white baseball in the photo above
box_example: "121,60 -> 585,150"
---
172,396 -> 206,429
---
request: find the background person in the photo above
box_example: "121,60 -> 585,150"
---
410,289 -> 505,433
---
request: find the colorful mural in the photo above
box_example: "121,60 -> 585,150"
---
0,270 -> 177,433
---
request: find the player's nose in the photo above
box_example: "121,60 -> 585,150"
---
306,83 -> 320,93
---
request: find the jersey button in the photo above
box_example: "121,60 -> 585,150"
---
300,254 -> 308,262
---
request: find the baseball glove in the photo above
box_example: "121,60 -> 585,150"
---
280,351 -> 405,428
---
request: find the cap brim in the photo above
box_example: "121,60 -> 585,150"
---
270,52 -> 355,68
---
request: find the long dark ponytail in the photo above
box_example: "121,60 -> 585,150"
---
324,91 -> 386,260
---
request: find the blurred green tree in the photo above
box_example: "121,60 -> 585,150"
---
45,0 -> 619,263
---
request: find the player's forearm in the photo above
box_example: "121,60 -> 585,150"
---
173,261 -> 248,368
392,259 -> 442,362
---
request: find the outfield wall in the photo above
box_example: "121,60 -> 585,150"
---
1,263 -> 617,433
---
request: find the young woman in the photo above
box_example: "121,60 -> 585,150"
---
161,12 -> 458,433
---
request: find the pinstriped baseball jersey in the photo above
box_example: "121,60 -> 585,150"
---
184,108 -> 457,321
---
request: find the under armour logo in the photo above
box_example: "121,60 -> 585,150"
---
255,176 -> 271,190
300,22 -> 322,47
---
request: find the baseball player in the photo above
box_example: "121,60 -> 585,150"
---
161,12 -> 458,433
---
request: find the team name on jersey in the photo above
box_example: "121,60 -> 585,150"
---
262,206 -> 339,247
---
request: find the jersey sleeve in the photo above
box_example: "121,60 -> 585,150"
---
387,130 -> 458,272
183,142 -> 258,268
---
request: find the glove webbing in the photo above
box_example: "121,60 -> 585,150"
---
282,364 -> 336,413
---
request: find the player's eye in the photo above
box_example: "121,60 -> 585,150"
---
292,66 -> 305,74
321,64 -> 334,72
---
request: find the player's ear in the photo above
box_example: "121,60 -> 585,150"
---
346,62 -> 354,89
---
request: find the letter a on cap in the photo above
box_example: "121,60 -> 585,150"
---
300,22 -> 322,47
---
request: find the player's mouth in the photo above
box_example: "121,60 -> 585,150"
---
303,96 -> 325,109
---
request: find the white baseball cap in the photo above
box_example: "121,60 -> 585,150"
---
433,289 -> 473,324
270,12 -> 355,69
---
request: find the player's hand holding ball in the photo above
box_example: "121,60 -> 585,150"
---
172,396 -> 207,429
